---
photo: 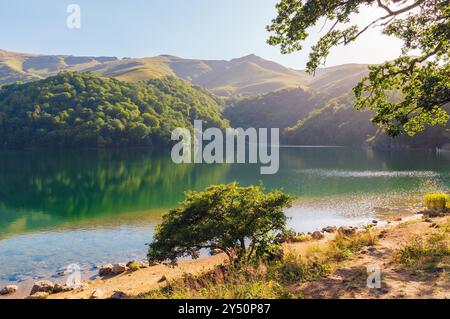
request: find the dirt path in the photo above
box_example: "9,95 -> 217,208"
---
296,216 -> 449,299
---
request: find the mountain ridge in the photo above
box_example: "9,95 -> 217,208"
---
0,49 -> 368,97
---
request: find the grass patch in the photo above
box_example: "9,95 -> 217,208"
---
326,229 -> 378,262
292,233 -> 313,243
395,222 -> 449,273
127,261 -> 142,272
143,265 -> 293,299
142,228 -> 379,299
269,254 -> 331,284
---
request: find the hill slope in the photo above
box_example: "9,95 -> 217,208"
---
1,49 -> 447,149
223,88 -> 325,130
307,64 -> 370,98
0,49 -> 118,84
0,50 -> 310,97
224,87 -> 450,149
0,72 -> 227,148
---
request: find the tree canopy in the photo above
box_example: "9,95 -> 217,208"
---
268,0 -> 450,137
147,182 -> 292,265
0,72 -> 227,148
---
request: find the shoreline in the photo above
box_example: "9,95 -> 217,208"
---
50,212 -> 446,299
2,191 -> 446,300
0,195 -> 424,298
3,209 -> 439,299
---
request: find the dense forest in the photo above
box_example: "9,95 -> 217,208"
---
224,89 -> 450,149
223,88 -> 324,130
0,72 -> 227,148
223,89 -> 377,146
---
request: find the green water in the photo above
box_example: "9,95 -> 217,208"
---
0,147 -> 449,287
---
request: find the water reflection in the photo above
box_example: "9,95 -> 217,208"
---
0,147 -> 449,287
0,149 -> 230,237
0,148 -> 449,238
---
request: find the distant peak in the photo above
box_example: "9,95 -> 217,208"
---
158,54 -> 182,60
0,48 -> 28,57
231,54 -> 262,62
0,49 -> 14,55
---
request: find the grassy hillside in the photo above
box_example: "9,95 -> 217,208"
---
307,64 -> 369,98
89,54 -> 311,96
0,50 -> 310,97
0,49 -> 118,84
0,72 -> 227,148
84,56 -> 176,81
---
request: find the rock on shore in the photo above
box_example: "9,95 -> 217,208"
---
30,280 -> 55,295
338,226 -> 357,236
0,285 -> 18,295
99,264 -> 114,276
26,292 -> 50,299
312,231 -> 325,240
112,263 -> 127,274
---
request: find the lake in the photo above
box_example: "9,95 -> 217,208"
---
0,147 -> 449,290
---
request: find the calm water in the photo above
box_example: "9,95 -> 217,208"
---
0,147 -> 449,289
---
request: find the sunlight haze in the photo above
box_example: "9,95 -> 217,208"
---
0,0 -> 403,69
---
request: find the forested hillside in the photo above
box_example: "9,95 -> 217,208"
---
223,88 -> 324,130
283,93 -> 377,146
0,72 -> 227,148
224,89 -> 450,149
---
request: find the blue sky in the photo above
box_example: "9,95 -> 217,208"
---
0,0 -> 403,69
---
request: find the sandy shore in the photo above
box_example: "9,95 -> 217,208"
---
45,213 -> 449,299
51,254 -> 228,299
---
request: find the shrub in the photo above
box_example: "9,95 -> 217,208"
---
396,225 -> 450,272
424,193 -> 449,211
327,229 -> 377,261
148,182 -> 292,265
292,234 -> 313,243
271,254 -> 330,284
128,261 -> 141,272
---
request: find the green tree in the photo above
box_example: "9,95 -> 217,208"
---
268,0 -> 450,137
147,182 -> 292,265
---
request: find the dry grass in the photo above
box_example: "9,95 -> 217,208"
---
143,265 -> 293,299
395,221 -> 449,274
326,229 -> 378,262
142,229 -> 378,299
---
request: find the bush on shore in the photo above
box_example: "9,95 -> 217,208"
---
326,229 -> 377,262
148,182 -> 292,266
395,221 -> 450,273
424,193 -> 450,211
